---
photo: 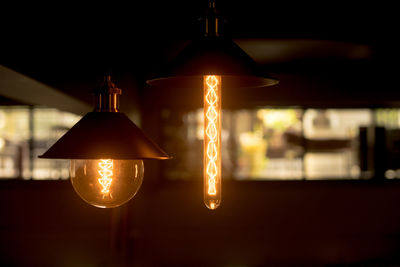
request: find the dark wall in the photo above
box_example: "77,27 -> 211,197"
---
2,179 -> 400,266
0,181 -> 114,266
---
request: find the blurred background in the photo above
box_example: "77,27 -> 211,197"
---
1,1 -> 400,266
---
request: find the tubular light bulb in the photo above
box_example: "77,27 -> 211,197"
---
70,159 -> 144,208
204,75 -> 221,210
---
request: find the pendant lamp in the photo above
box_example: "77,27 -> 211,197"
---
147,0 -> 278,210
40,75 -> 170,208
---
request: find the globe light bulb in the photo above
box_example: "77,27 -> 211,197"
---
204,75 -> 221,210
70,159 -> 144,208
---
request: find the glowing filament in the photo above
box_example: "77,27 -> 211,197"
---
204,75 -> 221,209
98,159 -> 113,194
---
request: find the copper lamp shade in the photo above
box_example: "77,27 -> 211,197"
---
39,112 -> 169,159
146,0 -> 278,89
147,37 -> 278,89
39,76 -> 169,160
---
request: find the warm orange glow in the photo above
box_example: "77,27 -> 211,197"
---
204,75 -> 221,210
98,159 -> 113,195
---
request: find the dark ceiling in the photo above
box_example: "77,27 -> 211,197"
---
1,1 -> 399,107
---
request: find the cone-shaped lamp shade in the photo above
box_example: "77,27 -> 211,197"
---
39,112 -> 169,160
147,37 -> 278,89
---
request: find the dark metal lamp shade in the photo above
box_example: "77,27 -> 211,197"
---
39,112 -> 169,160
147,37 -> 279,89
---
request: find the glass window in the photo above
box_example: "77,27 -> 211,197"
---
302,109 -> 372,179
0,107 -> 29,178
375,109 -> 400,179
160,108 -> 382,180
235,109 -> 303,180
0,106 -> 81,180
32,108 -> 81,180
161,108 -> 303,180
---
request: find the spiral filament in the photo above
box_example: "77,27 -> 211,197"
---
98,159 -> 113,195
204,75 -> 221,209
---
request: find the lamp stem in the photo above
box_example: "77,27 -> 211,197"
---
209,0 -> 216,8
205,0 -> 219,37
94,75 -> 122,112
